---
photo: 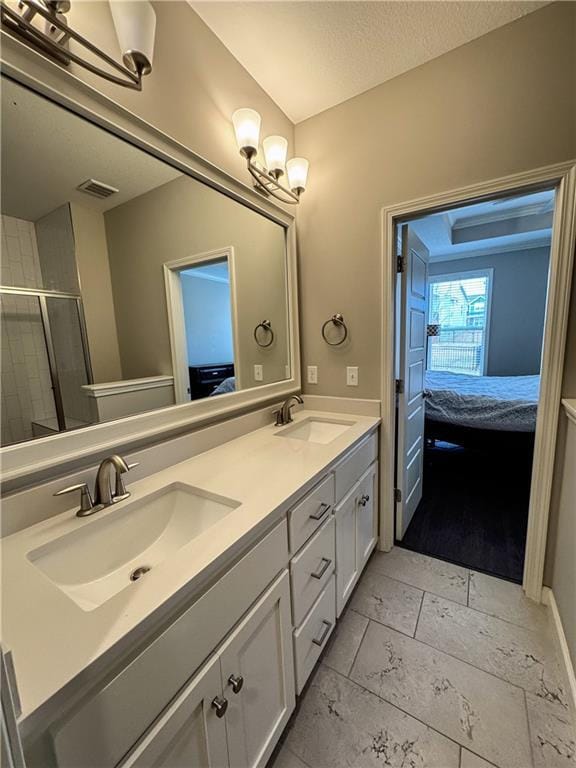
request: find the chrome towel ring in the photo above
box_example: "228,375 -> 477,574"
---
254,319 -> 274,347
321,313 -> 348,346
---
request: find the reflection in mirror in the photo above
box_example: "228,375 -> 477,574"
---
0,77 -> 291,447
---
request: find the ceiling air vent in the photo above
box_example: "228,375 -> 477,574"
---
76,179 -> 119,199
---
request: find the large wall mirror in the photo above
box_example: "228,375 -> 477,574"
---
1,75 -> 295,453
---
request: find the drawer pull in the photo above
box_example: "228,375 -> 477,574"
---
309,502 -> 331,521
359,494 -> 370,507
228,674 -> 244,694
211,696 -> 228,718
312,620 -> 333,647
311,557 -> 332,580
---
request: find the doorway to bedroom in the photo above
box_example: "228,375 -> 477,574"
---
394,188 -> 555,582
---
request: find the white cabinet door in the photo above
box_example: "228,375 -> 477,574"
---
335,487 -> 359,616
335,462 -> 379,616
219,570 -> 295,768
120,654 -> 229,768
356,463 -> 378,570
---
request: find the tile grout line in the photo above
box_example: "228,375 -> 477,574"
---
345,616 -> 370,678
350,604 -> 421,640
284,742 -> 314,768
328,660 -> 475,762
367,564 -> 469,606
413,589 -> 425,638
367,611 -> 544,699
522,688 -> 537,768
349,589 -> 561,696
375,553 -> 546,634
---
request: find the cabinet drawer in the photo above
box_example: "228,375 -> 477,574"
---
334,432 -> 378,503
290,516 -> 335,626
288,473 -> 335,554
52,520 -> 289,768
293,576 -> 336,694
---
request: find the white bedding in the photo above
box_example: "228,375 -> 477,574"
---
424,371 -> 540,432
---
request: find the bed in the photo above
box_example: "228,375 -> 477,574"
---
424,371 -> 539,451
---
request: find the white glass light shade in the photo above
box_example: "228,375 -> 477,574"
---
110,1 -> 156,65
286,157 -> 309,192
232,108 -> 261,155
263,135 -> 288,175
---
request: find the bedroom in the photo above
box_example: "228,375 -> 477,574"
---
395,188 -> 554,582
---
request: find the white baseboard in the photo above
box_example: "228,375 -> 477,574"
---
542,586 -> 576,714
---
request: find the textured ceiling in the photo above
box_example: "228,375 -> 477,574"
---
191,1 -> 549,123
1,79 -> 180,222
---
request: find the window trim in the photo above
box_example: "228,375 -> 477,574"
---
427,267 -> 494,376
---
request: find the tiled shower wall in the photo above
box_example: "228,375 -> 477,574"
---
1,215 -> 57,445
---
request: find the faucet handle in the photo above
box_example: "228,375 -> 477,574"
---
114,461 -> 139,502
54,483 -> 98,517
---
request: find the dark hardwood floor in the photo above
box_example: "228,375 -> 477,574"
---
400,439 -> 534,582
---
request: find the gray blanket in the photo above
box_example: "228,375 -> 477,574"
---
424,371 -> 540,432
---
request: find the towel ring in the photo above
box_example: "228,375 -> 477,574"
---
254,319 -> 274,347
321,313 -> 348,346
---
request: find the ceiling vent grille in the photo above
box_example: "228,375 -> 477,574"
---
76,179 -> 119,199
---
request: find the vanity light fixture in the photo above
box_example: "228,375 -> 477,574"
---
0,0 -> 156,90
232,108 -> 309,204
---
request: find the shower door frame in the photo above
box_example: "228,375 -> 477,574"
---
0,285 -> 93,434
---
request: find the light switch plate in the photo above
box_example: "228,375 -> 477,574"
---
254,364 -> 263,381
346,366 -> 359,386
307,365 -> 318,384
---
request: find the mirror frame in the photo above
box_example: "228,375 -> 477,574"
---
0,49 -> 300,487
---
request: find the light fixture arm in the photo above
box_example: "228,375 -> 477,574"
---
244,156 -> 301,205
0,0 -> 151,90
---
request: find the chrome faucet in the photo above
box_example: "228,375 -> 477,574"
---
94,454 -> 131,507
54,454 -> 138,517
274,394 -> 304,426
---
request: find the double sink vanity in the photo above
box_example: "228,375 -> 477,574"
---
3,408 -> 380,767
0,64 -> 381,768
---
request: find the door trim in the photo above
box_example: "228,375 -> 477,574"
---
163,246 -> 241,404
379,160 -> 576,602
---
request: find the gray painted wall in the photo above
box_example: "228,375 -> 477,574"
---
181,273 -> 234,366
429,246 -> 550,377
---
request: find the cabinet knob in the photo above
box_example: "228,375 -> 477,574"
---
228,674 -> 244,694
359,494 -> 370,507
211,696 -> 228,718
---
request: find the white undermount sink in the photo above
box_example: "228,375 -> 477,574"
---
27,482 -> 240,611
275,417 -> 355,445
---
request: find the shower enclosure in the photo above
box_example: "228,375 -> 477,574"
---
0,285 -> 93,447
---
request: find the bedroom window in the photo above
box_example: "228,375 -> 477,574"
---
427,269 -> 493,376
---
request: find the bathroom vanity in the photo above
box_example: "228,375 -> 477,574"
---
0,57 -> 380,768
2,410 -> 379,767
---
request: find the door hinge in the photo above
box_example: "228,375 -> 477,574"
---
395,378 -> 404,395
396,255 -> 405,273
394,488 -> 402,503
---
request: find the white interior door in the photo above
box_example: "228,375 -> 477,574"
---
396,225 -> 429,539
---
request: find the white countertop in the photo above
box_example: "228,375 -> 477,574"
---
1,409 -> 379,734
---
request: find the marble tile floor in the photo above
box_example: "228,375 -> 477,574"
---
270,548 -> 575,768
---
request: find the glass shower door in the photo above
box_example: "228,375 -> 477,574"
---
0,292 -> 58,445
0,288 -> 93,446
44,296 -> 93,430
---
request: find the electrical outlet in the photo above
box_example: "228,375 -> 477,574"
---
346,366 -> 359,386
254,364 -> 263,381
307,365 -> 318,384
